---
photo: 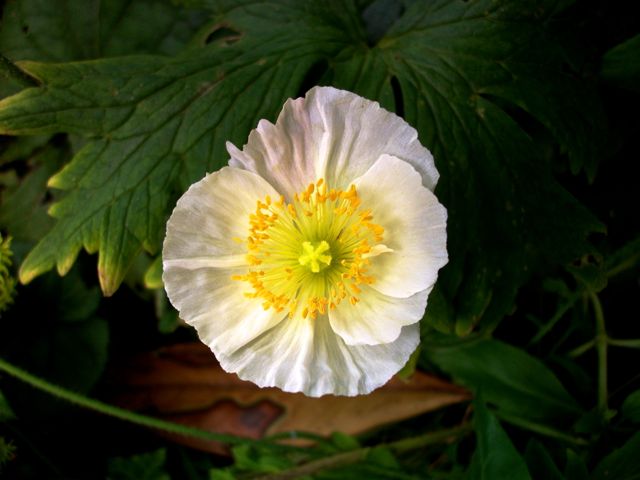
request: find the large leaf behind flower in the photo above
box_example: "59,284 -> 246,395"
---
0,1 -> 361,294
0,0 -> 602,322
0,0 -> 208,61
331,0 -> 605,332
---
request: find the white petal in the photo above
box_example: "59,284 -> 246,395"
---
163,166 -> 280,261
226,96 -> 321,200
354,154 -> 448,298
163,166 -> 285,353
216,317 -> 420,397
329,287 -> 428,346
227,86 -> 439,195
163,266 -> 286,354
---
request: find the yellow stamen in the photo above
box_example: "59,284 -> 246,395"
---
232,181 -> 389,318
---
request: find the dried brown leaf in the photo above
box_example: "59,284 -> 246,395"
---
107,343 -> 469,454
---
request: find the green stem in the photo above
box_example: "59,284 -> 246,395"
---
494,411 -> 588,446
0,356 -> 245,445
0,54 -> 39,87
389,425 -> 471,453
608,338 -> 640,348
606,251 -> 640,278
252,425 -> 471,480
589,292 -> 608,414
530,293 -> 580,344
567,339 -> 596,358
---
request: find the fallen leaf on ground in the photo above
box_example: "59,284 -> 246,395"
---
107,343 -> 469,454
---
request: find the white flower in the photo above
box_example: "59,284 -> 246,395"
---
162,86 -> 447,397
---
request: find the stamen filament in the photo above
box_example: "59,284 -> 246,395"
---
233,180 -> 389,318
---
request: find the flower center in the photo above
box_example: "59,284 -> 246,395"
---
298,240 -> 332,273
232,179 -> 390,319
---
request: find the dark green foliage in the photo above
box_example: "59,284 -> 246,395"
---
108,448 -> 170,480
468,402 -> 531,480
592,432 -> 640,480
425,338 -> 582,425
622,390 -> 640,424
0,268 -> 107,398
0,0 -> 603,307
601,34 -> 640,93
0,0 -> 639,478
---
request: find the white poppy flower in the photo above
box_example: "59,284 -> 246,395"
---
163,86 -> 447,397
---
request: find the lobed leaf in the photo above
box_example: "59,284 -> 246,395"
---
0,0 -> 604,310
331,0 -> 605,332
0,1 -> 360,294
0,0 -> 209,62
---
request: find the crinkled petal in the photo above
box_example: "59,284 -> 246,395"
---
216,317 -> 420,397
163,166 -> 280,261
354,154 -> 448,298
328,286 -> 428,346
164,266 -> 287,354
226,98 -> 320,200
227,86 -> 439,195
163,166 -> 285,353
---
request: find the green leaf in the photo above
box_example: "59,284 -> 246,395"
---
425,338 -> 582,425
158,308 -> 180,334
0,0 -> 209,62
422,286 -> 455,334
592,432 -> 640,480
563,450 -> 588,480
366,447 -> 401,469
331,0 -> 605,332
0,134 -> 51,166
0,390 -> 16,421
143,256 -> 163,289
0,0 -> 604,306
231,444 -> 294,474
566,256 -> 607,294
0,268 -> 107,397
0,436 -> 16,467
524,440 -> 565,480
361,0 -> 404,44
330,432 -> 361,451
209,470 -> 237,480
108,448 -> 170,480
396,344 -> 420,380
601,34 -> 640,92
622,390 -> 640,424
0,144 -> 65,262
316,456 -> 418,480
605,236 -> 640,278
0,1 -> 360,295
468,402 -> 532,480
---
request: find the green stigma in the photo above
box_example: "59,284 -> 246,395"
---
298,240 -> 332,273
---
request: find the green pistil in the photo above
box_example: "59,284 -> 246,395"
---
298,241 -> 332,273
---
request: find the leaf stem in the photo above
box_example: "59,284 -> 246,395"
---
567,339 -> 596,358
589,292 -> 608,414
252,425 -> 471,480
606,250 -> 640,278
493,411 -> 588,446
530,293 -> 580,344
0,356 -> 246,445
607,338 -> 640,348
0,54 -> 39,87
